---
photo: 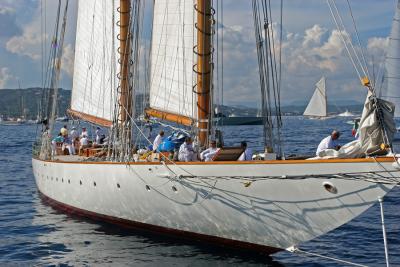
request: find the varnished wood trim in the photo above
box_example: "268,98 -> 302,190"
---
145,108 -> 194,126
67,109 -> 112,127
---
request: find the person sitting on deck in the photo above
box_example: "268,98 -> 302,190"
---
178,137 -> 196,162
60,125 -> 68,137
200,140 -> 219,162
62,134 -> 76,155
51,133 -> 64,156
80,127 -> 88,138
238,141 -> 253,161
316,130 -> 341,156
152,130 -> 164,151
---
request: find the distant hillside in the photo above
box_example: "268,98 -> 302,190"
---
0,88 -> 70,119
0,88 -> 364,119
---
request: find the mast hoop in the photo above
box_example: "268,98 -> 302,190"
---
193,4 -> 215,16
193,45 -> 215,56
192,84 -> 210,95
194,23 -> 214,36
192,64 -> 211,76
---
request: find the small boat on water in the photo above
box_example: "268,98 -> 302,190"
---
337,110 -> 356,117
32,0 -> 400,255
303,77 -> 331,120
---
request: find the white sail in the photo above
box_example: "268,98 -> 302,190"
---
385,0 -> 400,117
303,77 -> 327,117
149,0 -> 197,119
70,0 -> 119,124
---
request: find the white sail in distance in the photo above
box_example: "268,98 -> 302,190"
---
384,0 -> 400,117
70,0 -> 119,125
303,77 -> 327,117
148,0 -> 197,120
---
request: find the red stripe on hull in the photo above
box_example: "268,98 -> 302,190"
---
38,191 -> 282,255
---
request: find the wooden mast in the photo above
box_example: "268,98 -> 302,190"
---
119,0 -> 131,123
196,0 -> 212,147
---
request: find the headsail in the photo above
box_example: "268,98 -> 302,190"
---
147,0 -> 197,124
69,0 -> 119,127
384,0 -> 400,117
303,77 -> 327,117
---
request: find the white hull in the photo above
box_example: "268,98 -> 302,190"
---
32,157 -> 398,252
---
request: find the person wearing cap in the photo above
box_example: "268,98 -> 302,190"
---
70,126 -> 79,140
238,141 -> 253,161
316,130 -> 341,156
80,127 -> 88,138
200,140 -> 219,162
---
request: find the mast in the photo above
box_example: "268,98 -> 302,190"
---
119,0 -> 132,123
196,0 -> 212,147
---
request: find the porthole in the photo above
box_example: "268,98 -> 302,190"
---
56,178 -> 58,181
172,186 -> 178,193
117,183 -> 120,189
68,179 -> 70,184
93,182 -> 96,187
323,181 -> 338,194
62,178 -> 64,183
145,185 -> 151,191
80,180 -> 82,185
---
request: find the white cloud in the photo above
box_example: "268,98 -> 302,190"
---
0,67 -> 13,88
6,21 -> 43,60
61,44 -> 74,77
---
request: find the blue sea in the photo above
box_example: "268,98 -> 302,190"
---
0,117 -> 399,266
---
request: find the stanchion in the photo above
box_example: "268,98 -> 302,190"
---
378,197 -> 390,267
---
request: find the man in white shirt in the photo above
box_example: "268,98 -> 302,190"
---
152,131 -> 164,151
238,141 -> 253,161
79,135 -> 89,155
95,126 -> 103,144
316,130 -> 341,156
200,140 -> 219,161
80,127 -> 88,138
178,137 -> 196,162
70,126 -> 79,140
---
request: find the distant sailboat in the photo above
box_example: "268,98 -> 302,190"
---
383,0 -> 400,116
303,77 -> 328,118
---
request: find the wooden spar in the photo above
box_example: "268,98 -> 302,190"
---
67,109 -> 113,127
119,0 -> 131,123
145,108 -> 194,127
196,0 -> 212,147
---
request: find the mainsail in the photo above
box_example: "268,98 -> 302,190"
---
303,77 -> 327,117
384,0 -> 400,117
147,0 -> 197,125
69,0 -> 120,126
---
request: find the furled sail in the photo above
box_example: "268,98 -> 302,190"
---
303,77 -> 327,117
147,0 -> 196,125
384,0 -> 400,117
69,0 -> 119,127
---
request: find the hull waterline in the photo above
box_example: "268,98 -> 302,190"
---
32,157 -> 398,254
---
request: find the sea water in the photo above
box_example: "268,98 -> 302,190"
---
0,117 -> 399,266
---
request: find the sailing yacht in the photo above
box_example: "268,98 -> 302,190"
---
303,77 -> 328,119
383,0 -> 400,116
32,0 -> 399,254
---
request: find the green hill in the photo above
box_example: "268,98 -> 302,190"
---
0,88 -> 71,119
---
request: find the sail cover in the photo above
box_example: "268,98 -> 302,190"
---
384,0 -> 400,117
149,0 -> 197,120
70,0 -> 119,125
303,77 -> 327,117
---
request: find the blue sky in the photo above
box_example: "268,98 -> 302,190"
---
0,0 -> 397,106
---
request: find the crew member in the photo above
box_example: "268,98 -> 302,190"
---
152,130 -> 164,151
178,137 -> 196,162
238,141 -> 253,161
316,130 -> 341,156
60,125 -> 68,137
200,140 -> 219,161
